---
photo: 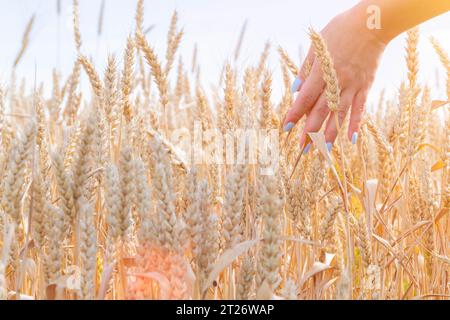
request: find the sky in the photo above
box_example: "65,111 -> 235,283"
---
1,0 -> 449,106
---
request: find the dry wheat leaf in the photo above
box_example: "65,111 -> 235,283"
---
132,272 -> 172,300
308,132 -> 332,165
432,252 -> 450,265
290,135 -> 313,179
202,239 -> 260,293
393,221 -> 429,244
431,159 -> 445,172
431,100 -> 449,110
307,132 -> 344,192
315,275 -> 334,296
324,253 -> 335,266
299,262 -> 331,288
434,208 -> 448,224
417,143 -> 441,153
280,236 -> 321,246
319,277 -> 338,294
146,129 -> 188,171
347,182 -> 362,195
372,234 -> 398,258
372,234 -> 391,248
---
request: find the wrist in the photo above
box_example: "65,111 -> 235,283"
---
343,3 -> 393,46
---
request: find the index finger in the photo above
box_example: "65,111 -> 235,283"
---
283,61 -> 325,130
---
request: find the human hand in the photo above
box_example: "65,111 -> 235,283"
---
283,8 -> 387,151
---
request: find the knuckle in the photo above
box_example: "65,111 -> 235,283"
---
352,110 -> 363,123
300,93 -> 314,107
317,104 -> 330,118
357,103 -> 366,114
289,107 -> 302,119
337,108 -> 347,122
337,66 -> 352,83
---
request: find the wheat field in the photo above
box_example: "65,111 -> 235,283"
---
0,0 -> 449,300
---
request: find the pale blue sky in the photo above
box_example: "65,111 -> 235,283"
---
1,0 -> 449,106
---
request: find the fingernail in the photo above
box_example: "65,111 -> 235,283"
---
283,122 -> 295,132
291,78 -> 302,93
326,142 -> 333,152
352,132 -> 358,145
303,143 -> 311,154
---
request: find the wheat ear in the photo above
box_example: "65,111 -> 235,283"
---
78,201 -> 97,300
72,0 -> 82,52
309,28 -> 340,112
122,36 -> 135,122
13,15 -> 35,69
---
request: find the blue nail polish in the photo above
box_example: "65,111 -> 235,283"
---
291,78 -> 302,93
352,132 -> 358,145
303,143 -> 311,154
283,122 -> 295,132
326,142 -> 333,152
